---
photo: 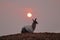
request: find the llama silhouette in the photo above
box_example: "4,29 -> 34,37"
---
21,18 -> 38,33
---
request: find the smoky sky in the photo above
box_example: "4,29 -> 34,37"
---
0,0 -> 60,36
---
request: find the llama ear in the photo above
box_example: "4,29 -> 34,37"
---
35,18 -> 37,21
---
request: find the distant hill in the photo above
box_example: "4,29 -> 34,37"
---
0,32 -> 60,40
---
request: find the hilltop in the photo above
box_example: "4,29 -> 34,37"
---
0,33 -> 60,40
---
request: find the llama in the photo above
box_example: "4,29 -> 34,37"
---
21,18 -> 38,33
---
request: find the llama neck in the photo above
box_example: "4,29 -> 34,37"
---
32,23 -> 36,30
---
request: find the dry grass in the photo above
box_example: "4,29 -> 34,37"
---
0,32 -> 60,40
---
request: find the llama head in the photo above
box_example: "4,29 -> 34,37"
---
32,18 -> 38,24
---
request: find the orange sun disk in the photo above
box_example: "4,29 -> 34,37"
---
27,12 -> 32,17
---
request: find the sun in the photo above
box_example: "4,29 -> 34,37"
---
27,12 -> 32,17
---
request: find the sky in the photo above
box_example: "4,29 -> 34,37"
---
0,0 -> 60,36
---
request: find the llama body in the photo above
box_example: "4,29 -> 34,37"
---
21,25 -> 33,33
21,18 -> 38,33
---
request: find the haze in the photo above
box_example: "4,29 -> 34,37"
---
0,0 -> 60,36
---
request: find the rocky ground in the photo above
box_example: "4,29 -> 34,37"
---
0,32 -> 60,40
